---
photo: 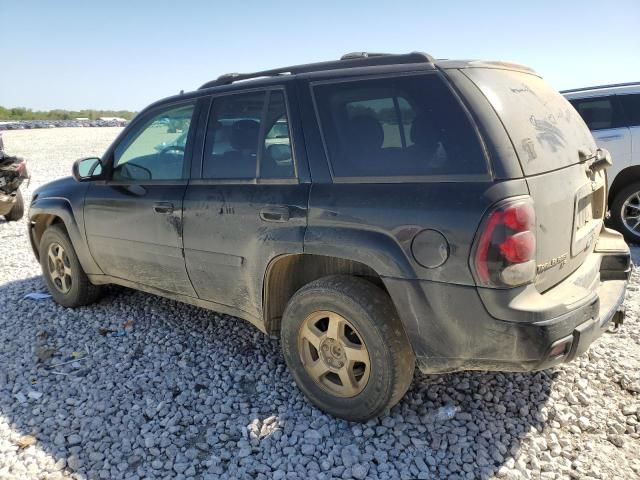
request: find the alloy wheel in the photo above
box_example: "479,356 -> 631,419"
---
298,310 -> 371,397
621,190 -> 640,236
46,242 -> 72,294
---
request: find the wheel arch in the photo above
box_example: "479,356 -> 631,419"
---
609,166 -> 640,205
262,253 -> 401,336
29,198 -> 103,275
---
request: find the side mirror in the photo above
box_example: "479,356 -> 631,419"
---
72,157 -> 104,182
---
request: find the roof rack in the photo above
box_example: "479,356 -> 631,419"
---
199,51 -> 434,90
560,81 -> 640,94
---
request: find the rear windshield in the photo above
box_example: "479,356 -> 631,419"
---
463,68 -> 596,176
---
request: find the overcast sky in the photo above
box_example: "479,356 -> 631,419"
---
1,0 -> 639,111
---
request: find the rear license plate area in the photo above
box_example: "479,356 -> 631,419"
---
571,184 -> 604,256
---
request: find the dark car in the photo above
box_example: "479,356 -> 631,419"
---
28,52 -> 630,421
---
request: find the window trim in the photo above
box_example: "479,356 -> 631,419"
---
309,71 -> 492,183
108,98 -> 198,184
198,86 -> 299,183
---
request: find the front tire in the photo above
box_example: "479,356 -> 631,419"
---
39,224 -> 102,307
610,182 -> 640,244
281,275 -> 415,422
4,190 -> 24,221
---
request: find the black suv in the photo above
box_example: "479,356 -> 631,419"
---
29,52 -> 631,421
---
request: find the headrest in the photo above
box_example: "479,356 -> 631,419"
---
348,115 -> 384,152
267,143 -> 292,162
230,119 -> 260,152
410,114 -> 439,149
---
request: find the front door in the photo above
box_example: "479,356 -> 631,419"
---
182,87 -> 309,318
84,101 -> 198,296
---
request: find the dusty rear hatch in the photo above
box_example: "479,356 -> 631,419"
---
462,66 -> 606,292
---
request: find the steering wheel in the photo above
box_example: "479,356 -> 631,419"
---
161,145 -> 185,155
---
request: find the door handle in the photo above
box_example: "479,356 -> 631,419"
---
260,205 -> 290,222
153,202 -> 174,214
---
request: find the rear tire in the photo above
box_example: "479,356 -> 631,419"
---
281,275 -> 415,422
610,181 -> 640,244
4,190 -> 24,222
39,224 -> 102,307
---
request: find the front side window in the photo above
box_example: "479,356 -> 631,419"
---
313,74 -> 487,178
113,102 -> 195,181
569,97 -> 624,131
618,94 -> 640,127
202,90 -> 295,179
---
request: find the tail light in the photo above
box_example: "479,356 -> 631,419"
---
472,197 -> 536,287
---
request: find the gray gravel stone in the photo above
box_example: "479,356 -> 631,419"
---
67,455 -> 81,471
607,434 -> 625,448
352,463 -> 369,479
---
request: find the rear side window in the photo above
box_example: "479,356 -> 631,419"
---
313,74 -> 488,178
261,91 -> 295,179
202,90 -> 295,180
618,94 -> 640,127
203,91 -> 265,179
569,97 -> 625,130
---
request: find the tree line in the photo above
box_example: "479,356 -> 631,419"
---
0,106 -> 137,121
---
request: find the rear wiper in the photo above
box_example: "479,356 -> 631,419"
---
578,147 -> 612,173
589,148 -> 612,173
578,148 -> 597,163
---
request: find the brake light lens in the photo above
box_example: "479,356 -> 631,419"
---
499,231 -> 535,263
473,198 -> 537,287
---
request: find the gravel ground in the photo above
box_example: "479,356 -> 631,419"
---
0,128 -> 639,480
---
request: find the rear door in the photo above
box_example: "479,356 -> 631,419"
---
84,101 -> 197,296
301,71 -> 495,286
182,85 -> 309,319
568,95 -> 631,181
464,68 -> 607,292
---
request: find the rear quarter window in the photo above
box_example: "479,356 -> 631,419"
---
463,68 -> 597,176
312,74 -> 488,179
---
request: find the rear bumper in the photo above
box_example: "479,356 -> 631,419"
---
384,228 -> 630,374
529,278 -> 626,370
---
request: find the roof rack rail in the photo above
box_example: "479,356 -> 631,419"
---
199,51 -> 434,90
340,52 -> 391,60
560,81 -> 640,94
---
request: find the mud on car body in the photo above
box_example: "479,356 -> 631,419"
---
28,52 -> 630,421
